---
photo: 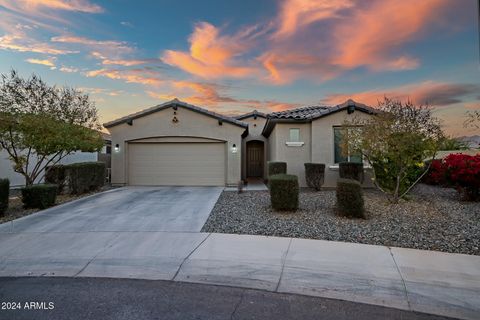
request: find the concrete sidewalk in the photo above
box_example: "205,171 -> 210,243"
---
0,231 -> 479,320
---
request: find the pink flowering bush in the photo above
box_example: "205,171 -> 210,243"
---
444,154 -> 480,201
424,159 -> 447,185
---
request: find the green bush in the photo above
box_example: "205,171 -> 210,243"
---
268,161 -> 287,177
21,184 -> 57,209
45,164 -> 66,193
339,162 -> 364,183
304,163 -> 325,191
65,161 -> 106,194
269,174 -> 299,211
336,178 -> 365,218
0,178 -> 9,215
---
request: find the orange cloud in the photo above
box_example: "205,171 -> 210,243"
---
463,102 -> 480,111
333,0 -> 450,70
259,52 -> 339,84
162,22 -> 258,79
91,52 -> 156,66
51,35 -> 134,56
147,81 -> 236,107
85,68 -> 163,86
78,87 -> 124,96
147,80 -> 298,114
0,34 -> 76,54
59,66 -> 79,73
0,0 -> 103,13
274,0 -> 353,39
25,57 -> 56,67
159,0 -> 462,84
321,81 -> 480,107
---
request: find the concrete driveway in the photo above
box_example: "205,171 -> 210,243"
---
0,186 -> 223,233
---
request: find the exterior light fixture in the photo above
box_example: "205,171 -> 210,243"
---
232,144 -> 238,153
347,100 -> 355,114
114,144 -> 120,152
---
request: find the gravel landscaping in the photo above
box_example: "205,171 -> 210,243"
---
202,184 -> 480,255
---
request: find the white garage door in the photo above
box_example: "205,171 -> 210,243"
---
128,142 -> 226,186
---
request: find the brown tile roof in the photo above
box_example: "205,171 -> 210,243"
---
267,99 -> 376,120
235,110 -> 267,120
262,99 -> 377,137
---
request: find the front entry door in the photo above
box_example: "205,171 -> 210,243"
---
247,141 -> 264,177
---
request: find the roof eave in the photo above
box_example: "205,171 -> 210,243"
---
103,100 -> 248,129
262,117 -> 311,137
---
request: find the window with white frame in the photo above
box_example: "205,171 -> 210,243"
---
333,126 -> 362,163
289,128 -> 300,142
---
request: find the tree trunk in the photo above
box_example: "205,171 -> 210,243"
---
25,175 -> 33,187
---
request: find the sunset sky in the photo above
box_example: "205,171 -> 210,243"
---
0,0 -> 479,136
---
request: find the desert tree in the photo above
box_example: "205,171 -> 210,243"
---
342,98 -> 443,203
0,69 -> 104,186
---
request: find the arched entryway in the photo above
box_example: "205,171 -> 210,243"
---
246,140 -> 264,178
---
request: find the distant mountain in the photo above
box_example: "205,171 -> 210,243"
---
457,135 -> 480,149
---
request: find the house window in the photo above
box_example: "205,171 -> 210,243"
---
289,128 -> 300,142
333,127 -> 362,163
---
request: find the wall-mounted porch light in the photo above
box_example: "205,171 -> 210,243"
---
114,144 -> 120,152
231,144 -> 238,153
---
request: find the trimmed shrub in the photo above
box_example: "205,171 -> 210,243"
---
0,178 -> 9,215
269,174 -> 299,211
304,163 -> 325,191
21,184 -> 57,209
339,162 -> 364,183
65,161 -> 106,194
45,164 -> 66,193
268,161 -> 287,177
336,178 -> 365,218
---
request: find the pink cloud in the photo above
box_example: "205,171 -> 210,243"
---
162,22 -> 259,79
258,52 -> 339,85
25,57 -> 56,67
85,68 -> 163,86
160,1 -> 460,85
0,34 -> 76,54
59,66 -> 79,73
0,0 -> 103,14
332,0 -> 450,70
147,80 -> 298,113
321,81 -> 480,107
273,0 -> 353,39
91,52 -> 157,66
51,35 -> 134,57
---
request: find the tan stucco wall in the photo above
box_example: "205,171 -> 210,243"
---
0,150 -> 97,187
241,116 -> 268,180
268,109 -> 375,188
108,106 -> 245,186
311,110 -> 374,187
268,122 -> 312,186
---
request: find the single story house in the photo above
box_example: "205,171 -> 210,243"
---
104,98 -> 376,187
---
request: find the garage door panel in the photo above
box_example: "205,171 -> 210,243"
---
128,143 -> 225,186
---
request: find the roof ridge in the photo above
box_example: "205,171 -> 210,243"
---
103,99 -> 248,128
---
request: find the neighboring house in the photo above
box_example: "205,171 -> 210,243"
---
0,134 -> 112,188
433,149 -> 480,160
104,98 -> 377,187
